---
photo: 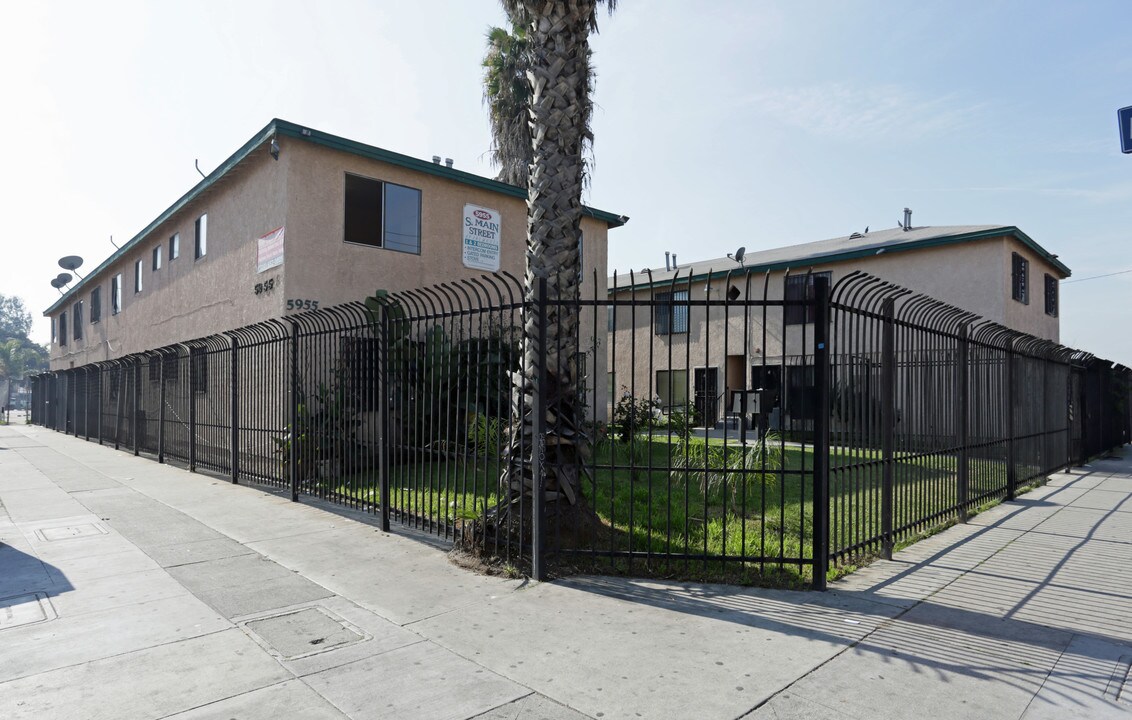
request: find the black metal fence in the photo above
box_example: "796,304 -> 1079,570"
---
29,270 -> 1131,589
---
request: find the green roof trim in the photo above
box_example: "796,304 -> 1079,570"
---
610,226 -> 1072,293
46,118 -> 627,316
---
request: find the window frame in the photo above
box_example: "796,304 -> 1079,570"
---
90,286 -> 102,324
195,213 -> 208,260
152,245 -> 162,271
59,313 -> 67,346
72,301 -> 83,340
655,289 -> 690,335
1044,273 -> 1058,317
111,274 -> 123,315
134,259 -> 143,294
655,368 -> 689,411
1011,252 -> 1029,305
170,232 -> 180,260
342,173 -> 422,254
784,272 -> 832,326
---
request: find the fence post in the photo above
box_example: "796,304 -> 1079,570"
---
530,277 -> 548,582
957,325 -> 970,521
132,360 -> 141,456
189,349 -> 197,472
289,321 -> 300,502
114,366 -> 124,450
83,367 -> 91,442
230,336 -> 239,483
378,306 -> 391,532
96,368 -> 103,445
158,356 -> 167,463
1006,347 -> 1016,500
1065,365 -> 1073,472
880,297 -> 896,560
811,275 -> 831,591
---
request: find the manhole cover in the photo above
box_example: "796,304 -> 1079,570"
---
244,607 -> 368,660
34,524 -> 108,542
1,593 -> 57,630
1106,655 -> 1132,704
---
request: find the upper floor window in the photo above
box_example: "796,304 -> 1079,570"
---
343,174 -> 422,254
59,313 -> 68,346
51,316 -> 56,343
784,271 -> 832,325
111,274 -> 123,314
1011,253 -> 1029,304
170,232 -> 180,260
72,301 -> 83,340
90,287 -> 102,324
153,245 -> 162,271
134,260 -> 144,294
655,290 -> 689,335
195,214 -> 208,259
1044,273 -> 1058,317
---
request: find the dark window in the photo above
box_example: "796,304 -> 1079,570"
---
190,347 -> 208,393
655,290 -> 689,334
784,272 -> 832,325
170,233 -> 180,260
1044,274 -> 1058,317
90,287 -> 102,324
1011,253 -> 1029,304
59,314 -> 67,346
111,274 -> 122,314
152,245 -> 162,271
134,260 -> 143,294
343,174 -> 422,253
72,301 -> 83,340
195,214 -> 208,259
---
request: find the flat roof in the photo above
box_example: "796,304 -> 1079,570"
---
610,224 -> 1071,290
46,118 -> 628,316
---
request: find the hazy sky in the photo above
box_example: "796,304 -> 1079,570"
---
2,1 -> 1130,361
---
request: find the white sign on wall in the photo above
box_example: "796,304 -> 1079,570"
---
462,204 -> 501,271
257,226 -> 285,273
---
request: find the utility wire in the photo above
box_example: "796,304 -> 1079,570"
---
1061,268 -> 1132,285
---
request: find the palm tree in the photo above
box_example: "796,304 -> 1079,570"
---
482,24 -> 532,186
490,0 -> 617,533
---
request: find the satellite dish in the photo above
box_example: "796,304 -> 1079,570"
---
50,278 -> 64,289
59,256 -> 84,271
56,272 -> 73,285
727,246 -> 747,265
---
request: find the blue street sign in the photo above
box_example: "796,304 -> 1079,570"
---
1120,105 -> 1132,154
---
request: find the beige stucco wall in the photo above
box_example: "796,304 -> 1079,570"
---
607,235 -> 1063,424
47,135 -> 615,421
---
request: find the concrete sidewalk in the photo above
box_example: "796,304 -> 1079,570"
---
1,420 -> 1130,720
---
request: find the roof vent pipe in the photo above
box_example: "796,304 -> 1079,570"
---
903,207 -> 912,231
432,155 -> 441,164
672,254 -> 677,268
665,252 -> 671,271
444,158 -> 454,168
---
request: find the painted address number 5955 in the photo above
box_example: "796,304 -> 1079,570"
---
286,299 -> 320,311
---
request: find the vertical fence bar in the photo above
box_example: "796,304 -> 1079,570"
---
132,360 -> 141,456
230,335 -> 239,483
289,321 -> 299,502
188,348 -> 197,472
957,325 -> 970,520
379,305 -> 391,532
158,355 -> 167,463
531,277 -> 548,582
811,276 -> 830,590
1006,347 -> 1017,500
880,297 -> 895,560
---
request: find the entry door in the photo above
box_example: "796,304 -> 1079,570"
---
694,367 -> 719,425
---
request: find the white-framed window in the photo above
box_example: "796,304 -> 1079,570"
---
195,214 -> 208,259
153,245 -> 162,271
111,274 -> 123,314
170,232 -> 180,260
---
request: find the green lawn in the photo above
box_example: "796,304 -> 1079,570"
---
322,432 -> 1024,586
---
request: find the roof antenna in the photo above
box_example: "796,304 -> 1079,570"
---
110,234 -> 119,249
195,159 -> 207,179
